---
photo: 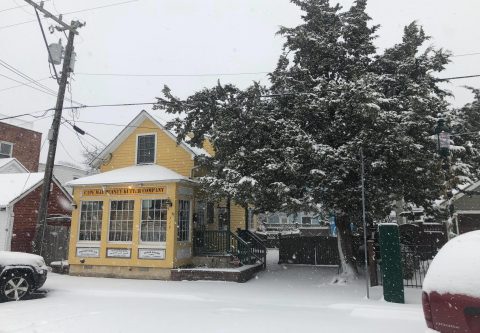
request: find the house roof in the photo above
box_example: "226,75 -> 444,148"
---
0,172 -> 44,206
0,158 -> 28,173
66,164 -> 194,187
90,110 -> 210,168
0,172 -> 72,207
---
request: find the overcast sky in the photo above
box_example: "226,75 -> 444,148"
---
0,0 -> 479,167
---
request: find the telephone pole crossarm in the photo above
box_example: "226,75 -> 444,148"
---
23,0 -> 83,33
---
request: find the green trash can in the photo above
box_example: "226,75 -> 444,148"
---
379,223 -> 405,304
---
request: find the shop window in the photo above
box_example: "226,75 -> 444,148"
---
109,200 -> 134,242
136,134 -> 156,164
0,141 -> 13,158
140,199 -> 167,242
177,200 -> 191,241
79,201 -> 103,241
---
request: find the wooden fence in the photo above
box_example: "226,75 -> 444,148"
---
278,235 -> 340,266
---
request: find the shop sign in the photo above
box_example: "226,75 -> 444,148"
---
76,247 -> 100,258
138,248 -> 165,260
106,248 -> 131,258
82,186 -> 166,197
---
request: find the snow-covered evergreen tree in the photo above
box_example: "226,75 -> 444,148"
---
155,0 -> 456,281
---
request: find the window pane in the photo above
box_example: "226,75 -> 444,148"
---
177,200 -> 190,241
79,201 -> 103,241
137,135 -> 155,164
109,200 -> 134,242
141,199 -> 167,243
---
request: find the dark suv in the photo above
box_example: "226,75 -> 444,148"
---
0,251 -> 48,301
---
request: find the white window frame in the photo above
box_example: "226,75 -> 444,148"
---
107,199 -> 134,243
177,199 -> 192,242
139,198 -> 168,246
0,141 -> 13,158
135,133 -> 157,165
77,200 -> 103,244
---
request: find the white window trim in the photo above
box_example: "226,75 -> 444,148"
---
138,198 -> 168,245
107,199 -> 134,244
77,200 -> 103,243
177,199 -> 192,243
135,133 -> 157,165
0,141 -> 13,158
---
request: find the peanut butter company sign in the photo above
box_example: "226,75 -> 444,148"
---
82,187 -> 166,196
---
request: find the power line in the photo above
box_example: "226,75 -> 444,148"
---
0,58 -> 83,104
0,76 -> 51,92
0,72 -> 59,98
75,71 -> 271,78
451,52 -> 480,58
34,7 -> 59,81
0,0 -> 139,30
0,0 -> 50,14
0,58 -> 60,95
439,74 -> 480,81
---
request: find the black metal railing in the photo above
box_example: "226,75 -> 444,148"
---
377,244 -> 436,288
237,230 -> 267,269
193,230 -> 265,267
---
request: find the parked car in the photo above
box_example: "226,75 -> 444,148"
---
0,251 -> 48,301
422,231 -> 480,332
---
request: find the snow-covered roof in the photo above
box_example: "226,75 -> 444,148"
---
0,172 -> 44,206
91,110 -> 210,168
423,231 -> 480,298
0,158 -> 28,173
66,164 -> 194,187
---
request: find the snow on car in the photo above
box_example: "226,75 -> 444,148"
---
0,251 -> 48,301
422,231 -> 480,332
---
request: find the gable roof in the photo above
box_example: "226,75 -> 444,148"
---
0,158 -> 28,174
0,172 -> 72,207
90,110 -> 210,168
66,164 -> 194,187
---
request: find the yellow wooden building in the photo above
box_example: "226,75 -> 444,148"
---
67,111 -> 260,279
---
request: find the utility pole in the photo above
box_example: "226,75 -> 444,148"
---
24,0 -> 84,255
360,147 -> 370,299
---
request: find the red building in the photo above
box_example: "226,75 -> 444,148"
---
0,172 -> 72,254
0,121 -> 42,172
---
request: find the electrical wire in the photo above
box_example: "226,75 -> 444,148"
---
0,0 -> 50,14
75,71 -> 271,78
0,72 -> 59,98
439,74 -> 480,81
0,77 -> 51,93
34,7 -> 59,82
0,58 -> 83,105
0,0 -> 139,30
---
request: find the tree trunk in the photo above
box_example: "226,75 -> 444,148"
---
335,214 -> 358,281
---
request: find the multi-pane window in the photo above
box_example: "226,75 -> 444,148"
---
109,200 -> 134,242
0,141 -> 13,158
141,199 -> 167,242
79,201 -> 103,241
137,134 -> 155,164
177,200 -> 191,241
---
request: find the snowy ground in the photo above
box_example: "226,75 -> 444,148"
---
0,250 -> 427,333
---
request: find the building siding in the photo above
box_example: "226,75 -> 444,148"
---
100,119 -> 194,177
0,122 -> 42,172
11,182 -> 71,253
